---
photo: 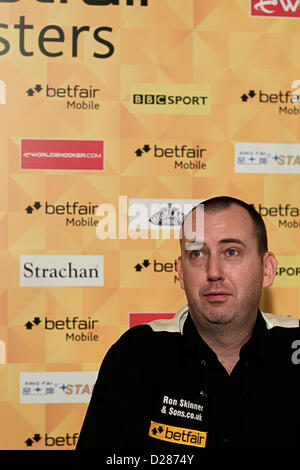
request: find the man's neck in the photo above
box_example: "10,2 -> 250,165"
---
202,330 -> 252,374
191,314 -> 257,375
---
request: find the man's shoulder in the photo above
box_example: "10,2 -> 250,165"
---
109,305 -> 189,358
259,312 -> 300,369
262,311 -> 300,330
261,311 -> 300,345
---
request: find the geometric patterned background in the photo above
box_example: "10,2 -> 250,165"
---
1,0 -> 300,449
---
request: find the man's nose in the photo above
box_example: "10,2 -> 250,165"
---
206,254 -> 224,282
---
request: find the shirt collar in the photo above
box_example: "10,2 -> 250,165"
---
182,309 -> 270,366
239,310 -> 270,365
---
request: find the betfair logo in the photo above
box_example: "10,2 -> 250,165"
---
149,421 -> 207,448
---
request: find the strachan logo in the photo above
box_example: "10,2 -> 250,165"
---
250,0 -> 300,18
149,421 -> 207,448
20,254 -> 104,287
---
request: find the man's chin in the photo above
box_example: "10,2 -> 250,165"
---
206,316 -> 233,326
188,300 -> 238,329
202,307 -> 235,326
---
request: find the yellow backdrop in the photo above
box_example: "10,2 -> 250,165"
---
1,0 -> 300,450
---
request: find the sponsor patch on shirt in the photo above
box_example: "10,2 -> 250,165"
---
158,392 -> 208,425
148,421 -> 207,448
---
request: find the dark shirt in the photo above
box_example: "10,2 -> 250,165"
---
76,307 -> 300,452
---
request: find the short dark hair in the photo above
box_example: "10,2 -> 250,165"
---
182,196 -> 268,257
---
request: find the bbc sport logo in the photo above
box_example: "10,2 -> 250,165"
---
235,142 -> 300,174
129,84 -> 211,116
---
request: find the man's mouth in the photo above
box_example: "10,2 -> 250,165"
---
203,292 -> 231,302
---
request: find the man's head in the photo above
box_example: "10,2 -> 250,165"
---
178,196 -> 277,334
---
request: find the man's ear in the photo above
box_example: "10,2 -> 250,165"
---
177,256 -> 185,290
262,252 -> 278,288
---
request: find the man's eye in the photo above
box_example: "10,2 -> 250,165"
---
227,248 -> 239,256
191,250 -> 202,258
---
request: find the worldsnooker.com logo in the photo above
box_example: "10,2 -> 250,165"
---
250,0 -> 300,18
21,138 -> 104,171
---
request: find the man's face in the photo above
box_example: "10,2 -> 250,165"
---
178,204 -> 277,330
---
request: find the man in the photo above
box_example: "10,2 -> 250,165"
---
77,196 -> 300,452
